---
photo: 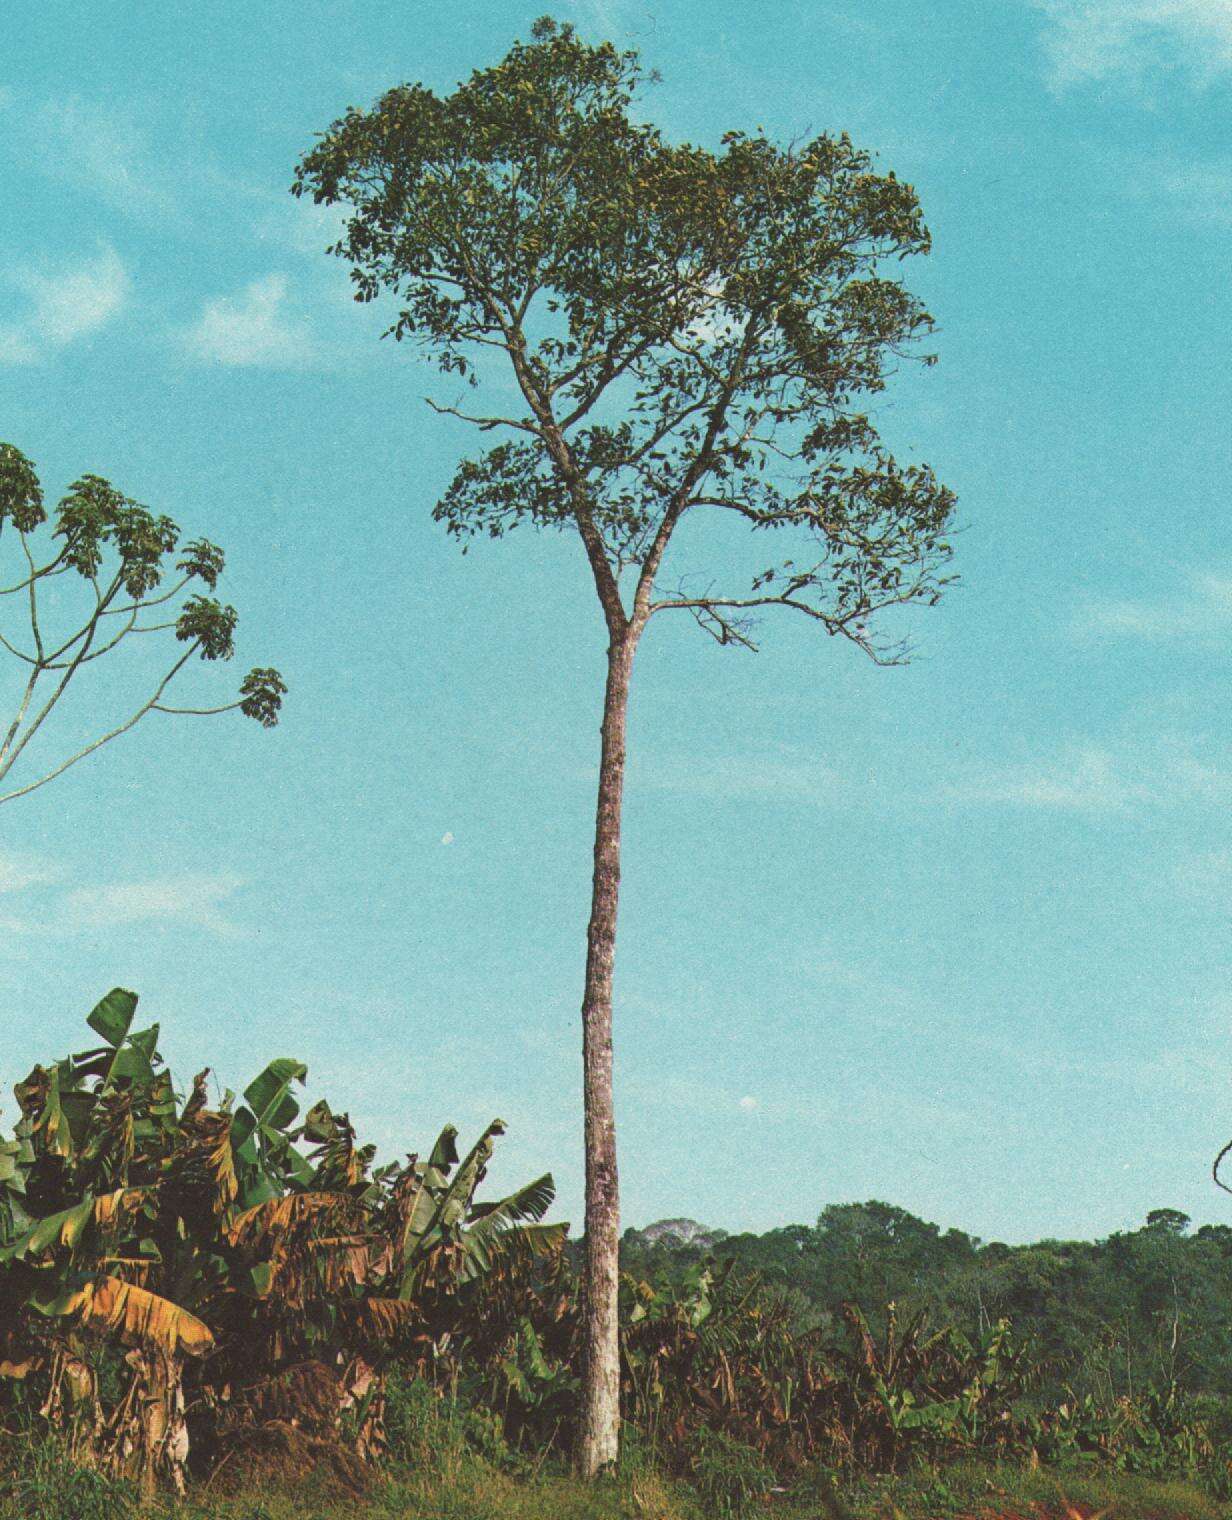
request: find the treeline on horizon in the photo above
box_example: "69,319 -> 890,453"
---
618,1200 -> 1232,1402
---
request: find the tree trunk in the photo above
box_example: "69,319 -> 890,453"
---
577,631 -> 637,1476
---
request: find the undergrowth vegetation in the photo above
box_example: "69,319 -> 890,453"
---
3,992 -> 1232,1517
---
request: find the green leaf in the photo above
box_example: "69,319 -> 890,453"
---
242,1058 -> 308,1132
245,1262 -> 274,1298
469,1172 -> 555,1227
1,1196 -> 95,1262
428,1124 -> 459,1171
86,989 -> 139,1049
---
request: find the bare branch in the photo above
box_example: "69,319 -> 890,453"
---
0,643 -> 199,805
647,588 -> 919,667
0,576 -> 123,783
425,398 -> 540,434
0,666 -> 41,767
631,315 -> 764,631
21,534 -> 45,665
150,700 -> 242,716
0,626 -> 39,665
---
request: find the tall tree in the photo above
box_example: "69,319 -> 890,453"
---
295,17 -> 956,1473
0,443 -> 285,804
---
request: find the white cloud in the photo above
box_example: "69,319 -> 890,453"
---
1034,0 -> 1232,89
1074,571 -> 1232,640
949,739 -> 1232,813
440,831 -> 455,845
1173,849 -> 1232,901
1153,159 -> 1232,225
633,745 -> 845,804
953,744 -> 1149,812
264,195 -> 352,260
0,93 -> 185,225
38,96 -> 179,219
0,851 -> 58,895
182,274 -> 314,368
61,873 -> 248,936
0,246 -> 130,366
738,1095 -> 759,1112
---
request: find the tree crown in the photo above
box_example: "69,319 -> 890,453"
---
295,16 -> 955,657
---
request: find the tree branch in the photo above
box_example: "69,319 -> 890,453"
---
425,398 -> 540,434
0,643 -> 200,804
631,315 -> 763,631
0,575 -> 123,783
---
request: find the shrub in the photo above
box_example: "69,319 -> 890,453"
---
685,1428 -> 776,1519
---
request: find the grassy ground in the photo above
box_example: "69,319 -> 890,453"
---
3,1446 -> 1228,1520
3,1388 -> 1228,1520
833,1460 -> 1231,1519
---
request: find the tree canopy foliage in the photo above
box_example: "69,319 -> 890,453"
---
0,443 -> 285,804
294,16 -> 955,657
623,1201 -> 1232,1405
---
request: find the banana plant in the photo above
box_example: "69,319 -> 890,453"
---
0,988 -> 567,1493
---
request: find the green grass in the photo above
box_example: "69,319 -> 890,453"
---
4,1408 -> 1229,1520
5,1448 -> 1229,1520
822,1459 -> 1232,1519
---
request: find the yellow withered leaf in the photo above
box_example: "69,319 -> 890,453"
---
344,1296 -> 420,1341
226,1191 -> 353,1247
64,1276 -> 213,1358
0,1356 -> 41,1379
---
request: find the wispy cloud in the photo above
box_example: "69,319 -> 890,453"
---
182,274 -> 314,368
61,873 -> 248,936
954,745 -> 1150,811
0,246 -> 130,365
948,739 -> 1232,813
0,850 -> 59,896
1173,849 -> 1232,902
1073,571 -> 1232,641
632,744 -> 846,804
260,195 -> 351,260
2,93 -> 186,225
1033,1 -> 1232,90
0,850 -> 60,939
1151,158 -> 1232,225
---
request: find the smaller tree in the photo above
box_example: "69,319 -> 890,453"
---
0,443 -> 285,804
1145,1209 -> 1191,1236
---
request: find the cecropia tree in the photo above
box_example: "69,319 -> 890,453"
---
295,16 -> 956,1473
0,443 -> 285,804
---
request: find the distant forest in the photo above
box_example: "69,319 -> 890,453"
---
618,1203 -> 1232,1401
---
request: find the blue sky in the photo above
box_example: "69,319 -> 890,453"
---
1,0 -> 1230,1246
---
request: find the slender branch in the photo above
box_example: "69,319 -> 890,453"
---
631,315 -> 764,631
44,606 -> 139,667
430,191 -> 630,635
555,329 -> 665,433
0,667 -> 41,766
99,575 -> 194,620
0,643 -> 200,805
0,627 -> 38,664
507,335 -> 629,636
0,549 -> 68,596
21,534 -> 45,665
425,398 -> 540,434
0,576 -> 123,782
647,589 -> 917,666
151,700 -> 242,716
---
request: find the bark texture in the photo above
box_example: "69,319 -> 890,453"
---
576,633 -> 636,1476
